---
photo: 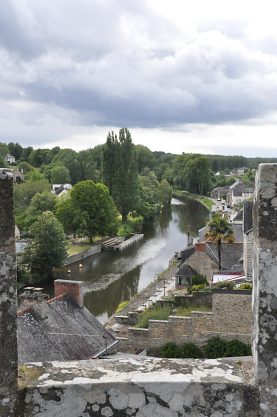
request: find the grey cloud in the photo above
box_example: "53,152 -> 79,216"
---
1,0 -> 277,134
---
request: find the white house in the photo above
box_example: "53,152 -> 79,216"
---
4,154 -> 16,164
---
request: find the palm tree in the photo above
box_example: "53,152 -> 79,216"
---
205,213 -> 234,271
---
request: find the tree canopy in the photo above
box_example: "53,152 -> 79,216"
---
205,213 -> 234,270
103,128 -> 139,222
61,180 -> 118,241
23,211 -> 67,280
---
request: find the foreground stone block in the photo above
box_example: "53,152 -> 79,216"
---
0,174 -> 18,416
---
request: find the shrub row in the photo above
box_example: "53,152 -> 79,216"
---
159,337 -> 251,359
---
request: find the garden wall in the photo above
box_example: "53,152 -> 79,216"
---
123,292 -> 252,354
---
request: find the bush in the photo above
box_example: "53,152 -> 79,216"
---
159,337 -> 251,359
188,284 -> 209,293
115,300 -> 129,313
191,274 -> 208,286
178,342 -> 203,359
238,282 -> 252,290
214,280 -> 235,290
203,337 -> 227,358
225,340 -> 251,357
136,305 -> 173,329
118,215 -> 143,237
203,337 -> 251,358
160,342 -> 179,358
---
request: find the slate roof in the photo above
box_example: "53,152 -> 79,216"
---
179,246 -> 195,262
17,295 -> 117,363
176,263 -> 197,278
233,210 -> 243,221
206,242 -> 243,271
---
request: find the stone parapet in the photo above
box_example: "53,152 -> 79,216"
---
20,357 -> 258,417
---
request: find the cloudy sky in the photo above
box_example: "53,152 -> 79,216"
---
1,0 -> 277,156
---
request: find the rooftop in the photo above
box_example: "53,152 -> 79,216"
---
17,294 -> 116,363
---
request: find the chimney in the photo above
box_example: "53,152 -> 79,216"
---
54,280 -> 84,307
19,287 -> 49,319
195,242 -> 206,252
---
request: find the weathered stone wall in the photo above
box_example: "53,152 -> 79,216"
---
252,163 -> 277,416
212,292 -> 252,334
243,231 -> 254,279
125,292 -> 252,354
21,357 -> 259,417
0,174 -> 18,416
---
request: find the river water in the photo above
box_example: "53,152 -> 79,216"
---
55,198 -> 208,323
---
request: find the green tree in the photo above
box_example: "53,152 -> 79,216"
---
53,149 -> 80,184
135,145 -> 155,173
24,191 -> 57,229
103,128 -> 139,222
14,174 -> 50,214
23,211 -> 67,281
159,179 -> 172,206
71,180 -> 118,241
8,142 -> 23,160
173,154 -> 212,194
56,194 -> 79,236
0,143 -> 9,157
137,171 -> 161,219
17,161 -> 34,174
0,154 -> 5,167
205,213 -> 234,270
42,163 -> 71,184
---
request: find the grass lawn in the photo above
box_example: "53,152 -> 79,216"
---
66,244 -> 91,256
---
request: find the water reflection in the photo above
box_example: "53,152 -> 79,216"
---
55,198 -> 208,322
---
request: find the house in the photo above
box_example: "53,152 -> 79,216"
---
17,280 -> 117,363
227,180 -> 254,207
175,264 -> 198,289
4,153 -> 15,164
176,242 -> 243,283
210,186 -> 229,201
52,183 -> 72,197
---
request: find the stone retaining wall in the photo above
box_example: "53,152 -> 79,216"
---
123,292 -> 252,353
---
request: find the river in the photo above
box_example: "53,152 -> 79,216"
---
55,198 -> 209,323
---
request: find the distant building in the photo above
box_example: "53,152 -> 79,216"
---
227,180 -> 254,207
210,186 -> 229,201
4,154 -> 16,164
17,280 -> 117,363
176,242 -> 243,283
52,183 -> 72,197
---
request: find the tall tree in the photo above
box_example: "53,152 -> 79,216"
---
70,180 -> 118,241
103,128 -> 139,222
23,211 -> 67,281
205,213 -> 234,271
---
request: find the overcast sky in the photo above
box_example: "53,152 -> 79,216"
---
1,0 -> 277,156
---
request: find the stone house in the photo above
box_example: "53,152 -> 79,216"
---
227,179 -> 254,207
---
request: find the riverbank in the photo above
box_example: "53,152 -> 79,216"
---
172,189 -> 213,211
106,258 -> 179,337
